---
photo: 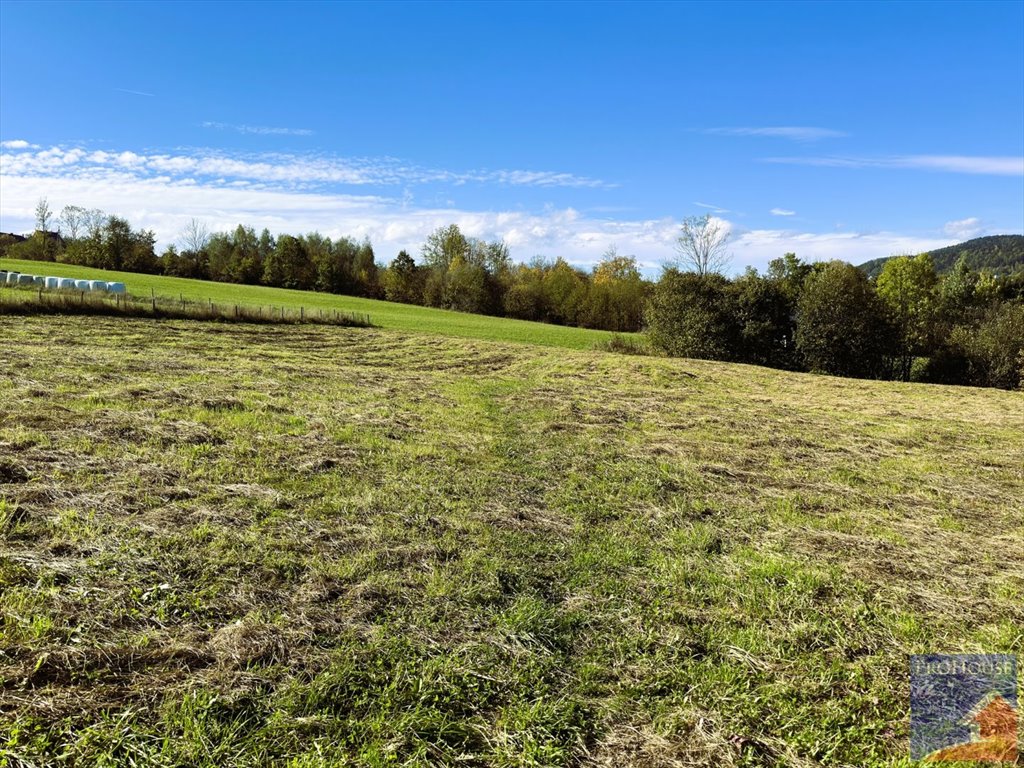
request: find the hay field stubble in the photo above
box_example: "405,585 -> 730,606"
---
1,315 -> 1022,767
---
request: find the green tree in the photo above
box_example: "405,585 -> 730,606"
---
422,224 -> 469,271
263,234 -> 312,288
353,239 -> 379,296
503,261 -> 547,321
382,250 -> 424,304
645,269 -> 740,359
876,253 -> 939,380
229,225 -> 262,284
584,248 -> 646,331
766,252 -> 813,302
443,254 -> 491,313
732,267 -> 800,368
937,254 -> 980,326
796,261 -> 894,378
541,258 -> 589,325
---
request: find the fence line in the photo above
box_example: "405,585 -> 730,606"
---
0,283 -> 372,327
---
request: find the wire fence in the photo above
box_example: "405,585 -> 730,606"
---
0,284 -> 373,327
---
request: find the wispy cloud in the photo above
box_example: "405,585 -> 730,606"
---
763,154 -> 1024,176
0,139 -> 39,150
944,217 -> 984,239
728,227 -> 959,269
770,208 -> 796,216
705,126 -> 848,142
114,88 -> 155,97
202,121 -> 315,137
0,174 -> 965,274
0,142 -> 613,190
694,201 -> 730,213
1,140 -> 980,273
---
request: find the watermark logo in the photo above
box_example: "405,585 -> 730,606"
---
910,654 -> 1018,762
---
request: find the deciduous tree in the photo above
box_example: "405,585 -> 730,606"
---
796,261 -> 894,378
674,214 -> 731,275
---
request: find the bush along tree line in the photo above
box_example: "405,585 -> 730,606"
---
3,202 -> 1023,389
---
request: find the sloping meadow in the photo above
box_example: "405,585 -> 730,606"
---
1,316 -> 1022,767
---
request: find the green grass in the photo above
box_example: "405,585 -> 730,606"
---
1,316 -> 1022,767
0,258 -> 629,351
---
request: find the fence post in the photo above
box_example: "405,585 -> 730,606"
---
300,307 -> 304,321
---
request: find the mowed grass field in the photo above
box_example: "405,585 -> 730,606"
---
1,315 -> 1022,767
0,258 -> 627,351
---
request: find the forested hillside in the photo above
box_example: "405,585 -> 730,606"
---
858,234 -> 1024,278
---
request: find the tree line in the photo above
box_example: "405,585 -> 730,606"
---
2,201 -> 649,333
646,251 -> 1024,389
3,201 -> 1022,389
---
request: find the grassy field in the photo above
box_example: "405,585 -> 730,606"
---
1,315 -> 1022,767
0,258 -> 627,351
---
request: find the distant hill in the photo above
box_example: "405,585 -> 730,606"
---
858,235 -> 1024,278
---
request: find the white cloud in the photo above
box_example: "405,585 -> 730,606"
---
943,217 -> 984,239
0,170 -> 667,268
202,121 -> 315,137
0,142 -> 612,190
900,156 -> 1024,176
770,208 -> 796,216
706,126 -> 848,142
0,141 -> 972,274
728,227 -> 957,269
764,154 -> 1024,176
694,201 -> 730,213
0,140 -> 38,150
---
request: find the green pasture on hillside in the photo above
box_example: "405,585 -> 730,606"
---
0,258 -> 630,350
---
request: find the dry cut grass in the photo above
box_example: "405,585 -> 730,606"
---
0,315 -> 1021,767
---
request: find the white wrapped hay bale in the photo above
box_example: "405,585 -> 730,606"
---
74,279 -> 90,290
6,272 -> 21,285
45,277 -> 60,289
17,274 -> 35,285
33,276 -> 45,287
107,282 -> 126,294
89,280 -> 109,292
58,277 -> 77,290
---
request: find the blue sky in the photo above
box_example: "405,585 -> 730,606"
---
1,0 -> 1022,273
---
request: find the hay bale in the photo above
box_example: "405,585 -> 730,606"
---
33,275 -> 45,286
58,277 -> 77,290
107,282 -> 126,294
5,272 -> 19,284
17,274 -> 35,285
89,280 -> 109,292
74,279 -> 90,290
45,276 -> 60,289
